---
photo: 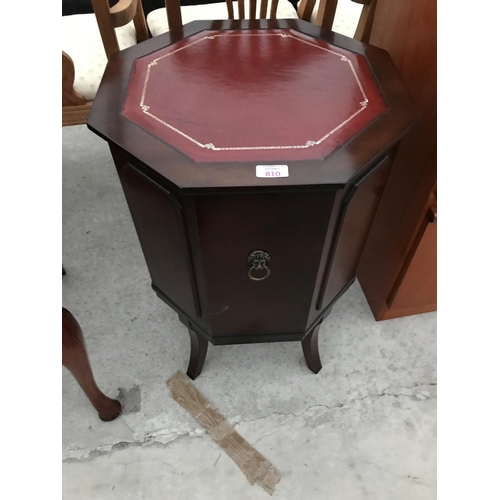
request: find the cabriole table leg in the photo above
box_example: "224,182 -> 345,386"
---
301,322 -> 323,374
62,308 -> 122,421
186,328 -> 208,380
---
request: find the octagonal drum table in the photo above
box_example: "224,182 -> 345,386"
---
88,19 -> 419,379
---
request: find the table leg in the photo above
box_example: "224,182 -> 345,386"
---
62,308 -> 122,421
301,322 -> 322,374
186,328 -> 208,380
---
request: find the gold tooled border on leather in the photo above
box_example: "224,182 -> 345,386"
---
138,32 -> 370,153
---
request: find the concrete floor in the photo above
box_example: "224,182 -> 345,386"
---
62,124 -> 437,499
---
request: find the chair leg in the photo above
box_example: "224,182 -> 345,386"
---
62,308 -> 122,421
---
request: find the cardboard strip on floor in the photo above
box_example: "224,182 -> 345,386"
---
166,371 -> 281,495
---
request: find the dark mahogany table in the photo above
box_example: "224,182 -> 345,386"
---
88,19 -> 418,379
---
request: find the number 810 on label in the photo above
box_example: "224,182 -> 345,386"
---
255,165 -> 289,178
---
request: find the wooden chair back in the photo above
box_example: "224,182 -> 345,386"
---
298,0 -> 337,29
224,0 -> 280,19
91,0 -> 149,59
63,0 -> 150,126
298,0 -> 374,33
164,0 -> 355,31
159,0 -> 286,22
352,0 -> 377,42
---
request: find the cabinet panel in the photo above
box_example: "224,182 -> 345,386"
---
195,191 -> 335,336
386,205 -> 437,318
117,161 -> 199,318
319,157 -> 391,310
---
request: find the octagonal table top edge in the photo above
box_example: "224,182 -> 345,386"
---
87,19 -> 420,193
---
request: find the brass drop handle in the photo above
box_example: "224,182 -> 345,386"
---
247,251 -> 271,281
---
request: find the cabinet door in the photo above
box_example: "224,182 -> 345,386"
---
385,204 -> 437,318
117,161 -> 199,319
194,191 -> 335,337
315,156 -> 392,314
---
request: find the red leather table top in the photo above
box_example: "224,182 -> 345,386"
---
121,28 -> 388,163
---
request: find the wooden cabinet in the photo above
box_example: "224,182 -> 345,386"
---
356,0 -> 437,320
88,20 -> 418,377
382,186 -> 437,319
